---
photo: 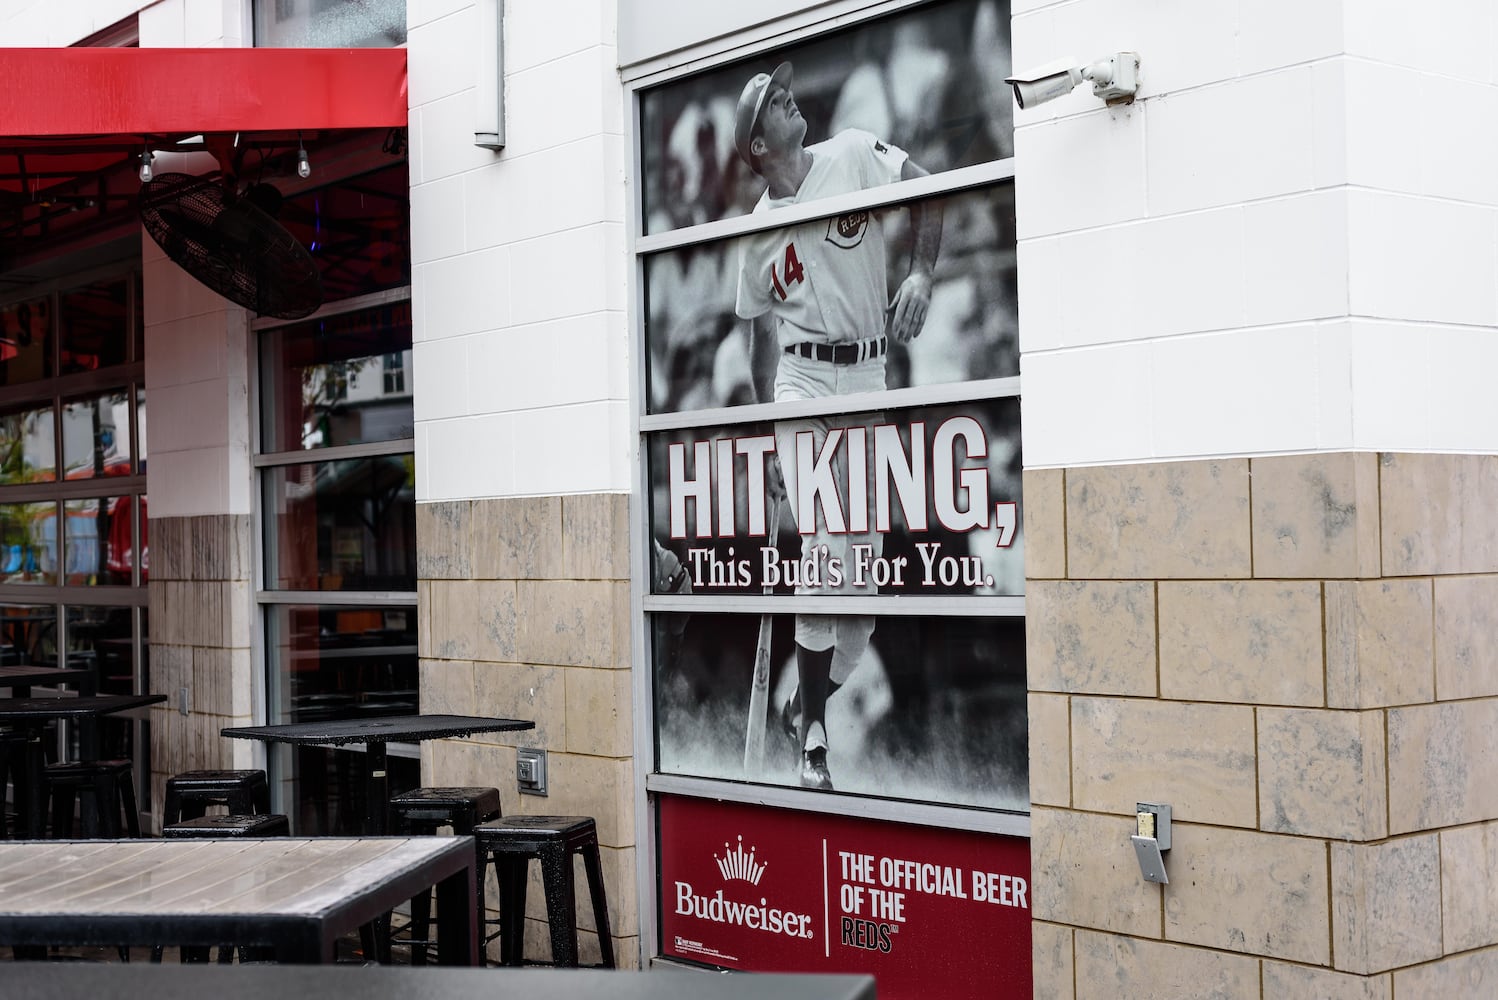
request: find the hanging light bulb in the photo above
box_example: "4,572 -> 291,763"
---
296,138 -> 311,179
138,148 -> 154,183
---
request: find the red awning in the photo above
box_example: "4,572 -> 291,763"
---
0,47 -> 407,136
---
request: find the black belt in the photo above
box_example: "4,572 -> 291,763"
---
785,337 -> 887,365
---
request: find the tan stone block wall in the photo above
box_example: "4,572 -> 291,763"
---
417,493 -> 637,967
147,514 -> 258,829
1028,454 -> 1498,996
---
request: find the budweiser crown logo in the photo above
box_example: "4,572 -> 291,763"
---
715,835 -> 766,885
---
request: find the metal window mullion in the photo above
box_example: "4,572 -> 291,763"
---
644,595 -> 1024,616
248,285 -> 412,332
635,159 -> 1014,257
253,437 -> 416,468
639,376 -> 1021,433
255,590 -> 417,606
644,773 -> 1031,838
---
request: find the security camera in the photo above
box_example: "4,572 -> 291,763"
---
1005,52 -> 1140,109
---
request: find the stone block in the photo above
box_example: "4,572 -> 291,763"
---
1435,575 -> 1498,700
1023,469 -> 1066,579
517,579 -> 627,669
528,751 -> 633,848
1071,698 -> 1257,827
473,661 -> 566,748
1441,822 -> 1498,954
1258,707 -> 1387,840
1326,579 -> 1435,708
1163,823 -> 1329,964
1027,582 -> 1156,696
1159,581 -> 1323,705
565,666 -> 633,757
1261,963 -> 1390,1000
416,500 -> 473,580
1074,930 -> 1259,1000
562,493 -> 629,581
1028,693 -> 1070,807
1029,807 -> 1161,937
418,658 -> 476,716
1332,836 -> 1442,974
1251,452 -> 1381,578
471,495 -> 564,580
1380,453 -> 1498,575
1067,460 -> 1251,579
427,579 -> 519,662
1388,700 -> 1498,834
1392,947 -> 1498,998
1031,921 -> 1074,1000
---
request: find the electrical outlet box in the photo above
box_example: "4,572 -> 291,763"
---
1130,802 -> 1171,884
517,747 -> 547,796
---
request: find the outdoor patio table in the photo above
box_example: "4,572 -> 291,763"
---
0,837 -> 478,965
0,692 -> 167,837
0,663 -> 95,697
5,965 -> 876,999
221,715 -> 534,835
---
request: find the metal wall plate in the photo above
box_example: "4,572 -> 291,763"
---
517,747 -> 547,796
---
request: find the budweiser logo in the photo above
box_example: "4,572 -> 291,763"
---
715,836 -> 766,885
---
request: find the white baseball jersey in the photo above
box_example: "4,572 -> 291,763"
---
735,129 -> 908,347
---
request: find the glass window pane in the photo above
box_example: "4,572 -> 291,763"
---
254,0 -> 407,47
0,404 -> 56,485
264,456 -> 415,591
0,501 -> 56,586
67,605 -> 137,696
136,386 -> 147,473
260,303 -> 414,452
654,610 -> 1027,811
0,297 -> 53,386
59,279 -> 129,375
0,603 -> 56,667
62,390 -> 132,480
265,602 -> 419,836
63,496 -> 136,586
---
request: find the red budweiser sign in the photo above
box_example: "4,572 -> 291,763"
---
659,796 -> 1031,999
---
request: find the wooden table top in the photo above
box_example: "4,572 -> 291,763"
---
0,838 -> 467,919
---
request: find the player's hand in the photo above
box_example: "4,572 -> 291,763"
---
886,271 -> 933,344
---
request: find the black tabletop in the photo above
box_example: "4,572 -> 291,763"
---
0,692 -> 166,721
0,665 -> 93,686
221,713 -> 534,746
4,965 -> 876,1000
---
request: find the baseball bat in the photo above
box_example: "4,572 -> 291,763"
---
743,493 -> 782,777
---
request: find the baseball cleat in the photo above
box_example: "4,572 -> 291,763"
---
800,747 -> 833,790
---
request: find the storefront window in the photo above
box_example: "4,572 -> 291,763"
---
255,156 -> 415,835
0,266 -> 150,795
634,2 -> 1028,990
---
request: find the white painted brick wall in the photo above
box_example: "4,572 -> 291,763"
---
1017,0 -> 1498,467
410,1 -> 628,500
137,0 -> 256,517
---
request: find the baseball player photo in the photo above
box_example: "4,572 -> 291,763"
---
733,61 -> 943,791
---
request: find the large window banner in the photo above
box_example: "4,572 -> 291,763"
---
648,400 -> 1025,809
638,0 -> 1013,234
658,795 -> 1032,999
645,187 -> 1017,415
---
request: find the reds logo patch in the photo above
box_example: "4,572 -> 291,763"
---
824,211 -> 869,249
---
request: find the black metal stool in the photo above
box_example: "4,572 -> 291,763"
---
473,815 -> 614,968
388,786 -> 503,965
0,729 -> 32,839
46,758 -> 140,838
162,813 -> 291,838
162,769 -> 271,825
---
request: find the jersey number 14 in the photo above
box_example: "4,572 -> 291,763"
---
770,243 -> 805,300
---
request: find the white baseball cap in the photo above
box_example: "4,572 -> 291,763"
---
734,62 -> 793,166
